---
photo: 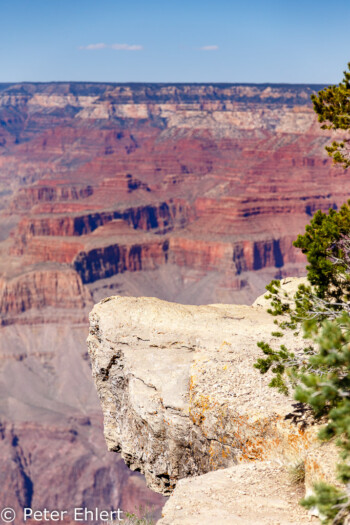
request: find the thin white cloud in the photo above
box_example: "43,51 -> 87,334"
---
199,45 -> 219,51
110,43 -> 143,51
79,43 -> 143,51
79,43 -> 107,50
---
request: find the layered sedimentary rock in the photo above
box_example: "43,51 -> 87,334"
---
0,82 -> 348,518
88,279 -> 333,524
1,82 -> 349,312
0,265 -> 92,317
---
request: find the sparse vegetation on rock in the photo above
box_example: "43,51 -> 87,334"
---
289,459 -> 306,486
107,508 -> 156,525
255,64 -> 350,524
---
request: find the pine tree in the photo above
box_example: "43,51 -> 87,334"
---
312,63 -> 350,168
254,63 -> 350,524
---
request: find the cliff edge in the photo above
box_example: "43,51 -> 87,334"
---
87,278 -> 334,524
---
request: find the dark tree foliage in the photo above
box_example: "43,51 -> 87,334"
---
294,203 -> 350,299
312,63 -> 350,168
255,209 -> 350,524
254,63 -> 350,524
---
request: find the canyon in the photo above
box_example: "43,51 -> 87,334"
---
0,82 -> 349,521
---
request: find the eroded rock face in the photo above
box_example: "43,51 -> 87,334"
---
1,82 -> 350,309
87,278 -> 316,496
0,321 -> 166,523
0,417 -> 163,524
0,265 -> 92,317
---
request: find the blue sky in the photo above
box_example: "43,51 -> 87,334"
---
1,0 -> 350,84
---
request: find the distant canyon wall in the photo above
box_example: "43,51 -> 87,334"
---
1,82 -> 348,313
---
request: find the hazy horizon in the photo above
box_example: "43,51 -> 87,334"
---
0,80 -> 330,86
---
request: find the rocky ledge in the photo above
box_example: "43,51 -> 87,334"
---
87,278 -> 337,523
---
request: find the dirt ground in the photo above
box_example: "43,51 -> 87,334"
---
158,461 -> 320,525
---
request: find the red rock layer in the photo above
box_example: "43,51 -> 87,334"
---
0,266 -> 92,315
13,200 -> 192,240
10,183 -> 94,211
0,82 -> 349,517
1,83 -> 348,304
74,239 -> 170,283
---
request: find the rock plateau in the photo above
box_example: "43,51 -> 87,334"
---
88,278 -> 336,524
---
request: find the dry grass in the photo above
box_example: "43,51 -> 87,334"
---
288,459 -> 306,485
106,507 -> 156,525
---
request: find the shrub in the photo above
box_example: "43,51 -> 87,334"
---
255,205 -> 350,523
